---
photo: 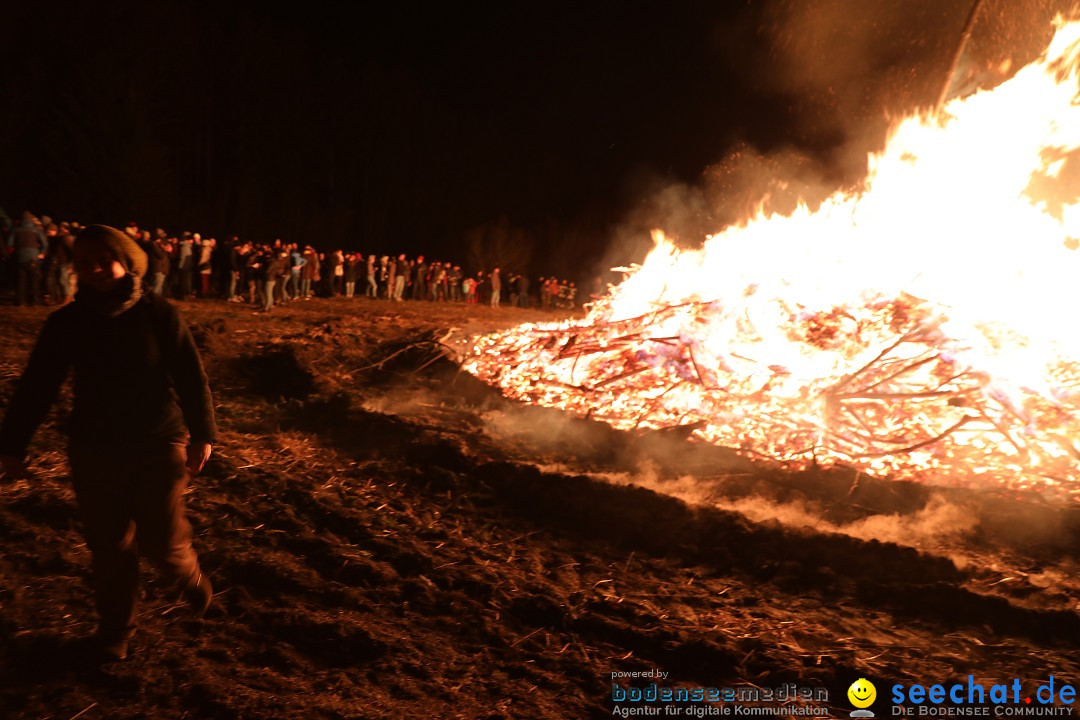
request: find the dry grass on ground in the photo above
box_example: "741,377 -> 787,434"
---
1,297 -> 1078,719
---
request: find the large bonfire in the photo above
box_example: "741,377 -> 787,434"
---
463,18 -> 1080,501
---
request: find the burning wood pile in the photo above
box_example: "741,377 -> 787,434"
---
463,17 -> 1080,501
464,291 -> 1080,499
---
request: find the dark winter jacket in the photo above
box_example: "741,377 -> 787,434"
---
265,255 -> 287,280
343,258 -> 359,283
148,242 -> 170,275
7,221 -> 47,263
0,293 -> 216,458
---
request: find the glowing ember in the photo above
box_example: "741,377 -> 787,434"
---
463,18 -> 1080,500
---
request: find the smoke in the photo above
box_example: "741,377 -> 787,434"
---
593,0 -> 1074,277
365,376 -> 1077,565
594,466 -> 980,550
837,493 -> 980,545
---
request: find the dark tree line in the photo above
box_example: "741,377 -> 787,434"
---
4,1 -> 1066,279
2,4 -> 454,251
2,1 -> 682,281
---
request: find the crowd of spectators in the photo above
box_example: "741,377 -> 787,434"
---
1,211 -> 592,312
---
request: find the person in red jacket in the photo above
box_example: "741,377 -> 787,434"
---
0,224 -> 217,663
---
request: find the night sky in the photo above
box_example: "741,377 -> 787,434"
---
0,1 -> 1068,277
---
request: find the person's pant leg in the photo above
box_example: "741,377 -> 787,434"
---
70,452 -> 140,642
14,262 -> 29,305
131,445 -> 200,587
29,263 -> 42,305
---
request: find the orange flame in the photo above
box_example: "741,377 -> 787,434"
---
463,18 -> 1080,500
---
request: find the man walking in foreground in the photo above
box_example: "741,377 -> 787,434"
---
0,224 -> 216,663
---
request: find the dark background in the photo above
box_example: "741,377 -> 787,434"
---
0,1 -> 1067,277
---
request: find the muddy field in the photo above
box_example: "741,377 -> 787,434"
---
1,298 -> 1078,720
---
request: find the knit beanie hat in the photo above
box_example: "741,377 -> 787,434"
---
75,224 -> 148,277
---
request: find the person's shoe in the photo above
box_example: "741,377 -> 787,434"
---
183,572 -> 213,616
98,635 -> 130,662
76,632 -> 131,664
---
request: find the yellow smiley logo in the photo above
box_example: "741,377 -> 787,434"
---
848,678 -> 877,708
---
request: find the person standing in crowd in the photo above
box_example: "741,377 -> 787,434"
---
412,255 -> 427,300
216,237 -> 236,299
462,274 -> 476,304
376,256 -> 390,298
386,255 -> 397,300
490,268 -> 502,308
365,254 -> 377,298
261,250 -> 287,312
7,211 -> 48,306
299,245 -> 316,299
197,237 -> 214,298
343,252 -> 359,298
425,262 -> 438,301
544,276 -> 561,309
177,234 -> 194,299
432,262 -> 447,302
0,224 -> 216,663
449,265 -> 463,302
392,254 -> 407,301
41,223 -> 62,304
517,272 -> 530,308
332,249 -> 345,297
225,240 -> 242,301
556,279 -> 574,308
474,270 -> 486,305
244,244 -> 260,304
147,236 -> 170,296
507,273 -> 519,308
250,247 -> 268,309
276,245 -> 291,303
288,243 -> 304,301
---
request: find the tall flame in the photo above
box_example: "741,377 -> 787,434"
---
463,18 -> 1080,500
